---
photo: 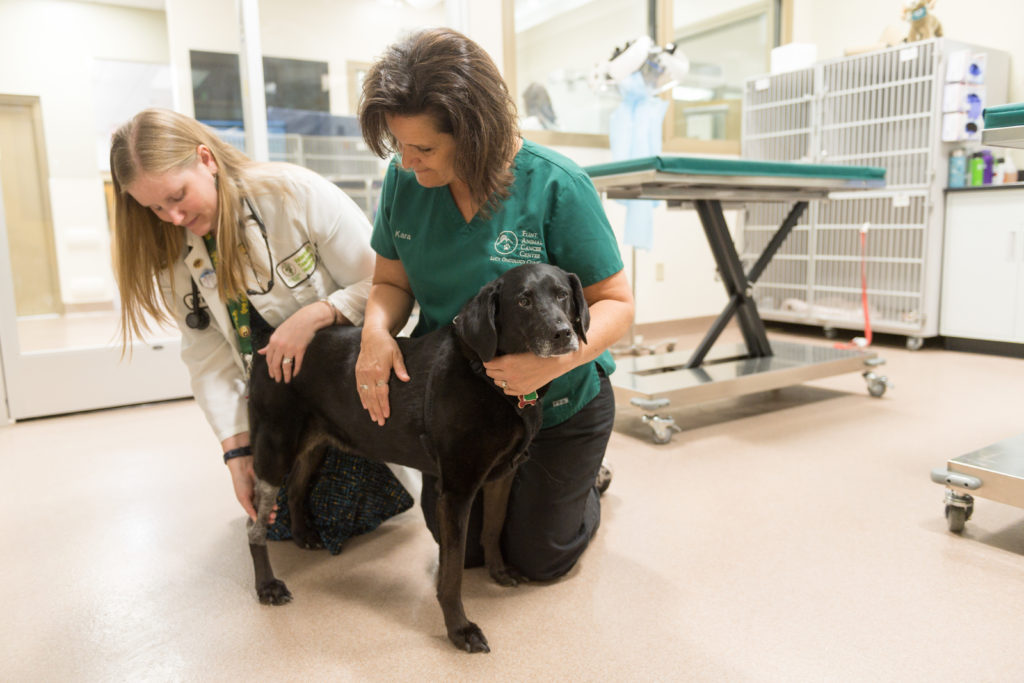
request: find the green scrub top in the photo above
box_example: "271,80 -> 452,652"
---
372,138 -> 624,427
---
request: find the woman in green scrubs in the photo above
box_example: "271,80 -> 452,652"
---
356,27 -> 634,580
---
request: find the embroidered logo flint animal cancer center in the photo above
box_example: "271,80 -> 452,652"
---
491,229 -> 544,265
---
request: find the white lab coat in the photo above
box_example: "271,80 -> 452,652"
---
159,164 -> 374,443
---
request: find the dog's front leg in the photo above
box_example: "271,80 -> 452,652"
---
481,472 -> 528,587
435,489 -> 489,653
248,477 -> 292,605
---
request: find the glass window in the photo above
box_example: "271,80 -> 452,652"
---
190,50 -> 329,127
514,0 -> 648,137
670,0 -> 774,142
511,0 -> 783,149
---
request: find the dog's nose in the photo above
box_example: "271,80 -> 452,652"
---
552,325 -> 573,343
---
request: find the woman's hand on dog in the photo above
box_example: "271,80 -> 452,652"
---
484,352 -> 573,397
356,327 -> 410,426
258,301 -> 337,384
227,456 -> 277,523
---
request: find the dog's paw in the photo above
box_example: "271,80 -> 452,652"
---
449,622 -> 490,653
292,530 -> 324,550
488,564 -> 529,587
256,579 -> 293,606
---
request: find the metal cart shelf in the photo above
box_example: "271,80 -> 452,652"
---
933,102 -> 1024,529
585,155 -> 891,443
932,435 -> 1024,532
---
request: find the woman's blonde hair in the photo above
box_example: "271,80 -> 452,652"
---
358,28 -> 519,219
110,108 -> 282,348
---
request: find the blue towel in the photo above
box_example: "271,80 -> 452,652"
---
609,72 -> 668,251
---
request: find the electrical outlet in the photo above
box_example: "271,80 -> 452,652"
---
655,263 -> 664,282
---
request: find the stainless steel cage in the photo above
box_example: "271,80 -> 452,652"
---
741,39 -> 1009,347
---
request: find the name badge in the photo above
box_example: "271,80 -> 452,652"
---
276,242 -> 318,288
198,268 -> 218,289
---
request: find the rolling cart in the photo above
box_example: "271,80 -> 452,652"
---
932,102 -> 1024,530
584,156 -> 890,443
931,435 -> 1024,532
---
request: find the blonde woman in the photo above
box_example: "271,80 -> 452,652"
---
111,108 -> 411,550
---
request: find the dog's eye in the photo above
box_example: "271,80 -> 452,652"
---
517,295 -> 531,307
556,291 -> 568,301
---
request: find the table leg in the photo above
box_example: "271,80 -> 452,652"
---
688,199 -> 807,366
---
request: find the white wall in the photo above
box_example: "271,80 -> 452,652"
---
0,0 -> 169,305
792,0 -> 1023,100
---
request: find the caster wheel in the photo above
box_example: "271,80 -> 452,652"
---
906,336 -> 924,351
863,371 -> 890,397
824,326 -> 838,339
945,505 -> 967,533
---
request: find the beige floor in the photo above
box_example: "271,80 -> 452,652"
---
3,320 -> 1024,681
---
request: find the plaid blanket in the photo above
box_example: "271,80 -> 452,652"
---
266,449 -> 414,554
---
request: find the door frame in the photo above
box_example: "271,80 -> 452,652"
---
0,95 -> 63,316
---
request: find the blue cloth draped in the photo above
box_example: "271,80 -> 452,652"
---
608,72 -> 668,251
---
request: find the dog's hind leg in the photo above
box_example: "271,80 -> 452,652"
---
284,438 -> 328,550
481,472 -> 528,587
435,488 -> 489,653
248,477 -> 293,605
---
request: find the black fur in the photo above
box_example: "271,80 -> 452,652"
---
246,263 -> 590,653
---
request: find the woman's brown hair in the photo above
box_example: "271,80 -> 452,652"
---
110,108 -> 282,349
358,27 -> 520,218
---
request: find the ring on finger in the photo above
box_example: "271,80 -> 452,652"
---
375,379 -> 388,387
500,379 -> 508,389
359,383 -> 369,391
282,357 -> 293,366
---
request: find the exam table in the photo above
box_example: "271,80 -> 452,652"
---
584,156 -> 890,443
931,102 -> 1024,532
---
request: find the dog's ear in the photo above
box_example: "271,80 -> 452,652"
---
454,281 -> 500,361
568,271 -> 590,345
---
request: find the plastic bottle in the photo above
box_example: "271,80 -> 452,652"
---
969,153 -> 985,186
993,158 -> 1006,185
982,150 -> 994,184
948,149 -> 967,188
1003,156 -> 1018,184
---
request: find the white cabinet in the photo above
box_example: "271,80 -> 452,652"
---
941,186 -> 1024,342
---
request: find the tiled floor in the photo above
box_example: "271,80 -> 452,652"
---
3,321 -> 1024,681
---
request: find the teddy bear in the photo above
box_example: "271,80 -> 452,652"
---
904,0 -> 943,42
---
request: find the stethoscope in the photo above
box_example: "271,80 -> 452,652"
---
186,197 -> 273,330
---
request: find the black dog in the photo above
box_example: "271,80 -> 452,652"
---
246,263 -> 590,653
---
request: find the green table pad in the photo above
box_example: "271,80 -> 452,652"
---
984,103 -> 1024,130
584,156 -> 886,182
